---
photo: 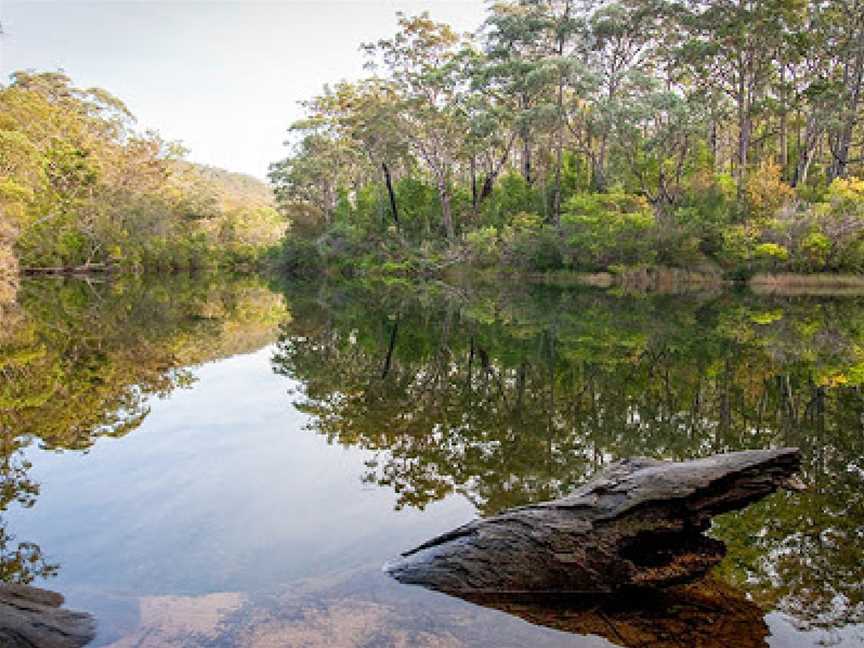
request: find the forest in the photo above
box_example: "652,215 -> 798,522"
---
0,71 -> 286,304
269,0 -> 864,280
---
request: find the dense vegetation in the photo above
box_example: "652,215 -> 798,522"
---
0,71 -> 286,303
274,279 -> 864,630
269,1 -> 864,279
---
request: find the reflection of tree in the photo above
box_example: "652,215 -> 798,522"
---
0,522 -> 58,584
273,282 -> 864,631
0,274 -> 288,583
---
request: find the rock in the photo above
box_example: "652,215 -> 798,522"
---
0,583 -> 95,647
386,448 -> 801,594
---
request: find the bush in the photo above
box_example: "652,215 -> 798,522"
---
276,235 -> 323,276
394,177 -> 439,241
317,221 -> 370,261
495,212 -> 563,271
480,173 -> 545,228
561,192 -> 656,269
745,162 -> 795,222
800,231 -> 831,269
464,226 -> 500,267
753,242 -> 789,267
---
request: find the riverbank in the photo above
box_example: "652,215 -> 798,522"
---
274,233 -> 864,296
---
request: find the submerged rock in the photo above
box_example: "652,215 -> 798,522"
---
386,448 -> 801,594
0,583 -> 95,647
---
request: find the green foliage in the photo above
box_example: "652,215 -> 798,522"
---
479,172 -> 544,228
273,279 -> 864,629
394,176 -> 440,240
464,226 -> 500,267
500,213 -> 564,271
275,235 -> 324,277
0,71 -> 285,278
266,0 -> 864,278
561,193 -> 656,269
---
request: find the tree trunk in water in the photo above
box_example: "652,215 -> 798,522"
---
387,448 -> 801,594
382,162 -> 400,231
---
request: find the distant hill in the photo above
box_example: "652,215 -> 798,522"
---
190,164 -> 275,211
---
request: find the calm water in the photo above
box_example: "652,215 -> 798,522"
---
0,274 -> 862,647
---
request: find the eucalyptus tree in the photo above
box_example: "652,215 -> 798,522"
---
458,47 -> 521,211
480,1 -> 561,186
292,80 -> 411,231
573,0 -> 671,191
821,0 -> 864,180
362,13 -> 471,240
675,0 -> 806,192
268,131 -> 358,228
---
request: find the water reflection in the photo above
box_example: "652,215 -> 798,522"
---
273,280 -> 864,634
0,274 -> 287,584
459,578 -> 770,648
0,275 -> 861,646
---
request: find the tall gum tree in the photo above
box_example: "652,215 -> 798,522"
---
363,13 -> 469,241
676,0 -> 806,194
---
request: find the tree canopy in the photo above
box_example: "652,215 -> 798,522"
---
270,1 -> 864,278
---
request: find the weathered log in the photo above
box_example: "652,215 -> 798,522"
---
386,448 -> 801,594
0,583 -> 95,648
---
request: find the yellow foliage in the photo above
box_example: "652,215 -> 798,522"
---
745,162 -> 795,222
0,219 -> 19,305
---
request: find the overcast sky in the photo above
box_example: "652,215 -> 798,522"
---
0,1 -> 486,178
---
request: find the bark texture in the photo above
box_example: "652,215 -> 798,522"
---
0,583 -> 95,647
386,448 -> 801,594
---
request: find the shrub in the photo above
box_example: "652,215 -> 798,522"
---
480,172 -> 544,228
496,212 -> 562,271
753,242 -> 789,266
464,226 -> 500,267
719,224 -> 759,270
394,177 -> 439,241
800,231 -> 831,269
561,192 -> 656,269
745,162 -> 795,222
276,235 -> 323,276
317,221 -> 369,260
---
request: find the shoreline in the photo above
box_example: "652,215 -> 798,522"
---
17,265 -> 864,298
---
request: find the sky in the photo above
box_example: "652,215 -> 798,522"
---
0,1 -> 486,178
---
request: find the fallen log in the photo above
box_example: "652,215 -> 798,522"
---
0,583 -> 95,647
386,448 -> 801,594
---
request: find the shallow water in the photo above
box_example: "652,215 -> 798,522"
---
0,274 -> 862,646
